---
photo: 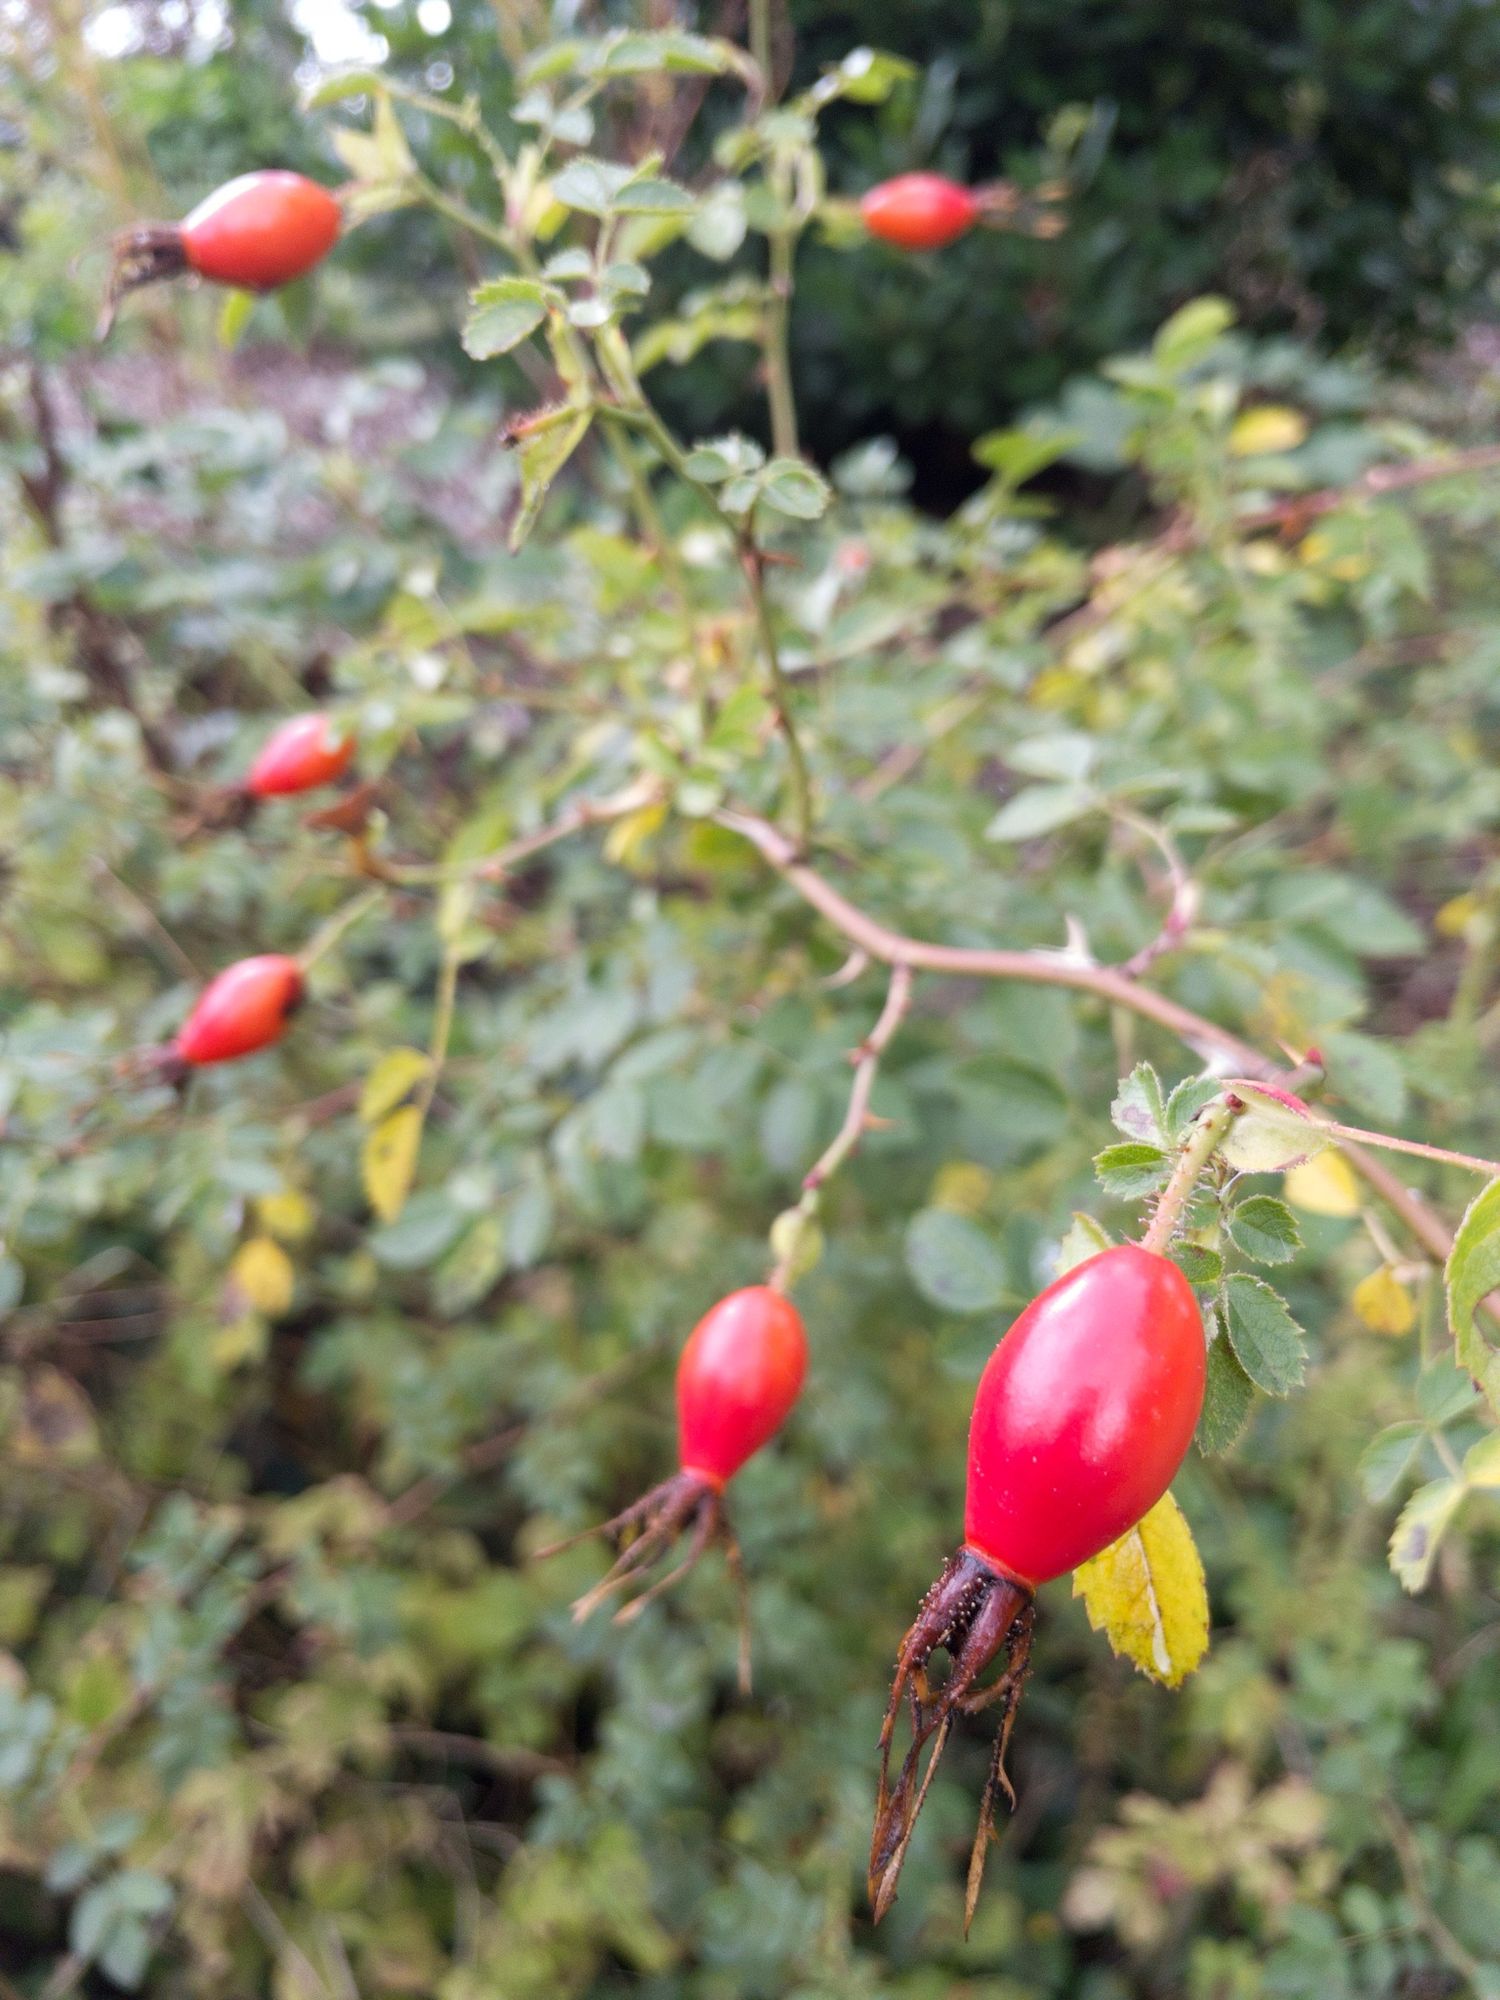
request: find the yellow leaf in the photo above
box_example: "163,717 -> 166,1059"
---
1352,1266 -> 1415,1336
229,1236 -> 295,1317
930,1161 -> 993,1216
1228,406 -> 1308,456
1240,538 -> 1289,576
1072,1491 -> 1209,1688
212,1315 -> 269,1373
1284,1152 -> 1361,1218
1435,892 -> 1484,939
217,289 -> 255,349
603,801 -> 668,871
359,1048 -> 432,1125
256,1188 -> 315,1244
362,1106 -> 423,1223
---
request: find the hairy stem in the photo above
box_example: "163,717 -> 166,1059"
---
1140,1095 -> 1240,1255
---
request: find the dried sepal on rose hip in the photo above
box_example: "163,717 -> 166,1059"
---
174,954 -> 305,1067
541,1286 -> 807,1682
860,173 -> 981,251
869,1244 -> 1205,1927
245,714 -> 356,799
102,171 -> 341,332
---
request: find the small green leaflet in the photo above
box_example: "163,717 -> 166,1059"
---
1226,1195 -> 1302,1266
507,406 -> 592,552
464,278 -> 554,360
1388,1479 -> 1464,1592
1446,1177 -> 1500,1412
1197,1328 -> 1255,1454
1358,1422 -> 1424,1503
1222,1273 -> 1306,1395
1111,1062 -> 1167,1146
1094,1141 -> 1170,1200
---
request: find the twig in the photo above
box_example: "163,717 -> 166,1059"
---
1378,1799 -> 1484,1990
714,807 -> 1265,1071
1111,807 -> 1200,978
740,539 -> 813,851
710,806 -> 1478,1281
770,963 -> 913,1288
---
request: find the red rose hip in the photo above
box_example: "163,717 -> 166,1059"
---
175,955 -> 304,1066
870,1244 -> 1205,1926
964,1245 -> 1205,1584
542,1286 -> 808,1673
677,1286 -> 808,1488
103,172 -> 341,331
180,172 -> 341,290
861,173 -> 981,251
246,714 -> 356,798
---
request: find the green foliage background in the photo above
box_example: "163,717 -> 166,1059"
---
2,5 -> 1500,1997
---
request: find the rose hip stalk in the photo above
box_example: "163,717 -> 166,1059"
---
869,1244 -> 1205,1925
103,171 -> 341,332
544,1287 -> 807,1679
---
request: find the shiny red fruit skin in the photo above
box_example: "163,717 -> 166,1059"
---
181,173 -> 341,291
246,714 -> 355,797
964,1245 -> 1205,1586
175,955 -> 304,1066
861,173 -> 980,251
677,1287 -> 808,1488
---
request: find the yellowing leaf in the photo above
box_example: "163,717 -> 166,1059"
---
603,801 -> 668,871
1072,1491 -> 1209,1688
363,1105 -> 423,1223
359,1048 -> 432,1125
1284,1151 -> 1361,1218
1435,892 -> 1484,939
212,1315 -> 270,1373
229,1236 -> 295,1317
1240,538 -> 1288,576
256,1188 -> 315,1244
1352,1266 -> 1416,1336
930,1161 -> 994,1216
217,289 -> 255,350
1228,405 -> 1308,456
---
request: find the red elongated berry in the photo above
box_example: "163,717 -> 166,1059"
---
540,1286 -> 808,1680
964,1245 -> 1205,1584
871,1244 -> 1205,1928
677,1286 -> 808,1488
861,173 -> 981,251
246,714 -> 356,798
104,172 -> 341,332
182,173 -> 341,289
175,955 -> 304,1066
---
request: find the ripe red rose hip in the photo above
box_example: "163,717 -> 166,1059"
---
174,955 -> 305,1066
246,714 -> 356,798
870,1245 -> 1205,1926
103,172 -> 341,330
179,172 -> 341,289
543,1286 -> 807,1668
861,173 -> 981,251
677,1286 -> 807,1487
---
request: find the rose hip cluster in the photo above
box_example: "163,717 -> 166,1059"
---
117,163 -> 1204,1933
168,713 -> 353,1070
